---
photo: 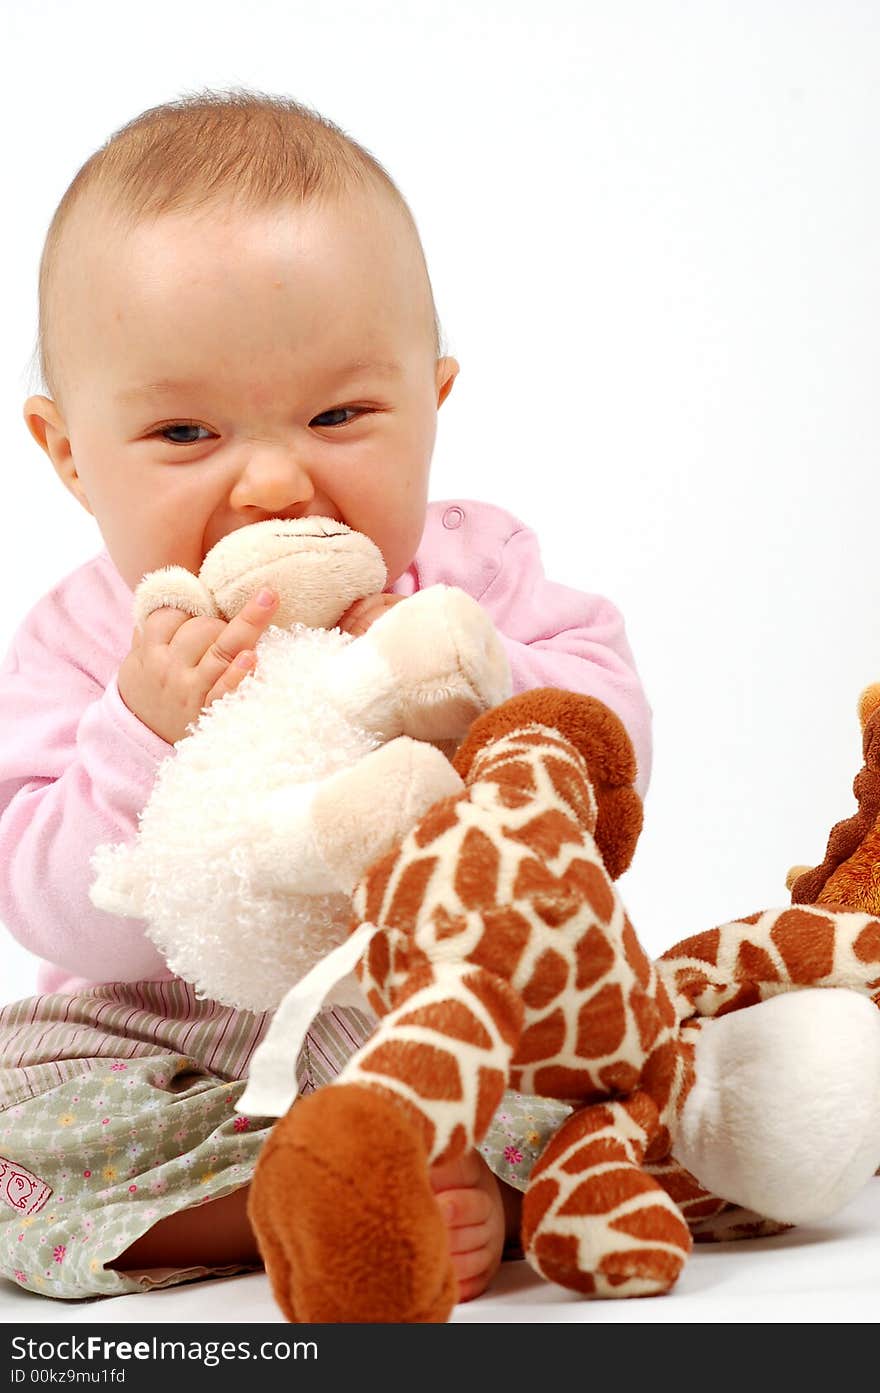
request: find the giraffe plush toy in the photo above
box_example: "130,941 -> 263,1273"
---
241,689 -> 880,1322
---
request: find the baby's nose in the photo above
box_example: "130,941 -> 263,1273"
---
229,444 -> 315,513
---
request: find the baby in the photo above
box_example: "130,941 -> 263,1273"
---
0,89 -> 651,1306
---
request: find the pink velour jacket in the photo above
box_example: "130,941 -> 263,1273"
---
0,500 -> 651,996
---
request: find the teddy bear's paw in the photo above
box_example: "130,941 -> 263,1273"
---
311,738 -> 464,892
785,864 -> 811,893
365,586 -> 511,740
133,566 -> 218,629
248,1084 -> 457,1323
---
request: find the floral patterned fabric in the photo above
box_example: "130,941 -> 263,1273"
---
0,985 -> 573,1299
0,1054 -> 275,1298
478,1094 -> 574,1189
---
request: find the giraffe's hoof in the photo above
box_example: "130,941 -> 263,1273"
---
248,1084 -> 457,1323
523,1164 -> 691,1300
528,1229 -> 686,1299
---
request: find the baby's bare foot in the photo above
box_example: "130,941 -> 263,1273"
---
429,1150 -> 521,1302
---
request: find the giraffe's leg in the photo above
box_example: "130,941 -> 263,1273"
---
688,1207 -> 793,1243
249,962 -> 524,1323
646,1157 -> 794,1242
645,1155 -> 731,1231
522,1091 -> 692,1298
248,1083 -> 456,1323
339,962 -> 524,1163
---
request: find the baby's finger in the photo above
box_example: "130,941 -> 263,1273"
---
339,615 -> 372,638
197,588 -> 278,684
339,593 -> 396,635
140,606 -> 204,646
203,649 -> 256,708
337,598 -> 370,634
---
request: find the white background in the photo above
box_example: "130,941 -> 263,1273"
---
1,0 -> 879,1002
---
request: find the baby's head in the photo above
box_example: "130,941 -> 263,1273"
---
24,89 -> 458,591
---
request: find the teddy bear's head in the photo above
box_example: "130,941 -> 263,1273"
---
132,518 -> 388,633
199,518 -> 388,630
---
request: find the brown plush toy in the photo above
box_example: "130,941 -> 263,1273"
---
242,689 -> 880,1322
788,683 -> 880,910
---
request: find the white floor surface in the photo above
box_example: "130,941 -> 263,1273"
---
1,1181 -> 878,1324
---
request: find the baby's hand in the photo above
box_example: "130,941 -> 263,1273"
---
338,592 -> 405,637
117,588 -> 280,744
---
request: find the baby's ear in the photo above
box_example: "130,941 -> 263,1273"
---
23,395 -> 94,516
133,566 -> 218,631
23,394 -> 62,455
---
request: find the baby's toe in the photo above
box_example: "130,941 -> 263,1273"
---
435,1185 -> 492,1233
451,1246 -> 495,1302
452,1245 -> 494,1283
446,1218 -> 495,1257
429,1151 -> 484,1193
434,1182 -> 504,1303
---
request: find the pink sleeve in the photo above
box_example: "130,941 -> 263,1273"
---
0,591 -> 175,982
477,527 -> 653,797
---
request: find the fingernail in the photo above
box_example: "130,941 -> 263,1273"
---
235,651 -> 255,669
257,588 -> 276,607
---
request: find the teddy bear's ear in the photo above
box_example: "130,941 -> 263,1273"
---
858,683 -> 880,733
133,566 -> 219,631
785,864 -> 812,893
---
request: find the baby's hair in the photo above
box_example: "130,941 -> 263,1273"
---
36,86 -> 442,406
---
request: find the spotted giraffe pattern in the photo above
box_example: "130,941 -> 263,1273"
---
656,907 -> 880,1019
641,905 -> 880,1238
250,691 -> 880,1315
336,698 -> 696,1296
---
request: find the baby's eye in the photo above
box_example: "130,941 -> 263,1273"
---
156,423 -> 212,445
310,407 -> 360,428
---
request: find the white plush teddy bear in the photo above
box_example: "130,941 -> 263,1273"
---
90,517 -> 511,1012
